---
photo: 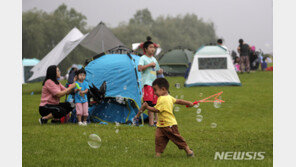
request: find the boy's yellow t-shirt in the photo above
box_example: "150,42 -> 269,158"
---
154,95 -> 177,127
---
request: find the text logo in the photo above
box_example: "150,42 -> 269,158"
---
214,152 -> 265,160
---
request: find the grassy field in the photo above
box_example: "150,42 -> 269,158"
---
22,71 -> 273,167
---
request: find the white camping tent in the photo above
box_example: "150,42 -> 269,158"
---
185,45 -> 241,87
28,27 -> 86,81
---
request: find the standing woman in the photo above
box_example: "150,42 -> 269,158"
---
39,65 -> 77,124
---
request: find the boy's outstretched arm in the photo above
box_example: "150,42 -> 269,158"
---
175,99 -> 194,107
134,102 -> 160,119
145,105 -> 160,113
134,103 -> 147,118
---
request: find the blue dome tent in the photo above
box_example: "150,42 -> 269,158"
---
68,53 -> 147,124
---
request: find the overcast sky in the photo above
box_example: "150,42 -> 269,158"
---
23,0 -> 273,53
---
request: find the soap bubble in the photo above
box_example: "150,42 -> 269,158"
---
196,115 -> 203,122
175,83 -> 181,89
175,95 -> 179,99
180,95 -> 184,99
83,132 -> 86,136
115,122 -> 120,126
199,93 -> 203,97
115,129 -> 119,134
123,85 -> 127,90
193,103 -> 200,108
196,108 -> 201,114
211,123 -> 217,128
116,95 -> 125,104
213,101 -> 221,108
88,134 -> 102,149
174,106 -> 180,112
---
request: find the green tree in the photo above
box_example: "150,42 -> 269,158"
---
22,4 -> 94,75
112,9 -> 217,52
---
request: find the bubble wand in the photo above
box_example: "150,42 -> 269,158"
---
186,91 -> 224,107
71,83 -> 85,99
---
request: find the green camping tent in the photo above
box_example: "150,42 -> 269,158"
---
157,48 -> 194,76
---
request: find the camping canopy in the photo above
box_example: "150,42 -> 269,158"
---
157,48 -> 194,76
80,22 -> 127,54
185,45 -> 241,87
28,22 -> 129,81
28,27 -> 86,81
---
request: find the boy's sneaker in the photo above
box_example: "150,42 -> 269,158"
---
187,149 -> 195,157
83,121 -> 87,126
39,117 -> 48,125
78,122 -> 84,126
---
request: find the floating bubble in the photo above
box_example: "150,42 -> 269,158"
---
116,95 -> 125,104
175,95 -> 179,99
125,147 -> 128,152
132,118 -> 137,125
115,129 -> 119,134
213,101 -> 221,108
193,103 -> 200,108
123,85 -> 127,90
174,106 -> 180,112
69,98 -> 74,103
211,123 -> 217,128
175,83 -> 180,89
115,122 -> 120,126
180,95 -> 184,99
83,132 -> 86,136
196,108 -> 201,114
199,93 -> 203,97
196,115 -> 203,122
88,134 -> 102,149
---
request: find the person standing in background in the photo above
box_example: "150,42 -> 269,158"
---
237,39 -> 251,73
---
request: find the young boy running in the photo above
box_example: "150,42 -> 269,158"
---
138,40 -> 163,126
134,78 -> 195,157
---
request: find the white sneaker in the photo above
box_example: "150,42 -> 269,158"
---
78,122 -> 84,126
83,121 -> 87,126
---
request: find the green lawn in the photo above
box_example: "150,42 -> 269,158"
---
22,71 -> 273,167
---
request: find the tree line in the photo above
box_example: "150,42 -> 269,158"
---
23,4 -> 217,75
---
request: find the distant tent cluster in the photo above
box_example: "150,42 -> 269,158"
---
28,22 -> 131,82
24,21 -> 242,124
156,45 -> 241,86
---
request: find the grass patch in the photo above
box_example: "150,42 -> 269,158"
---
23,71 -> 273,167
